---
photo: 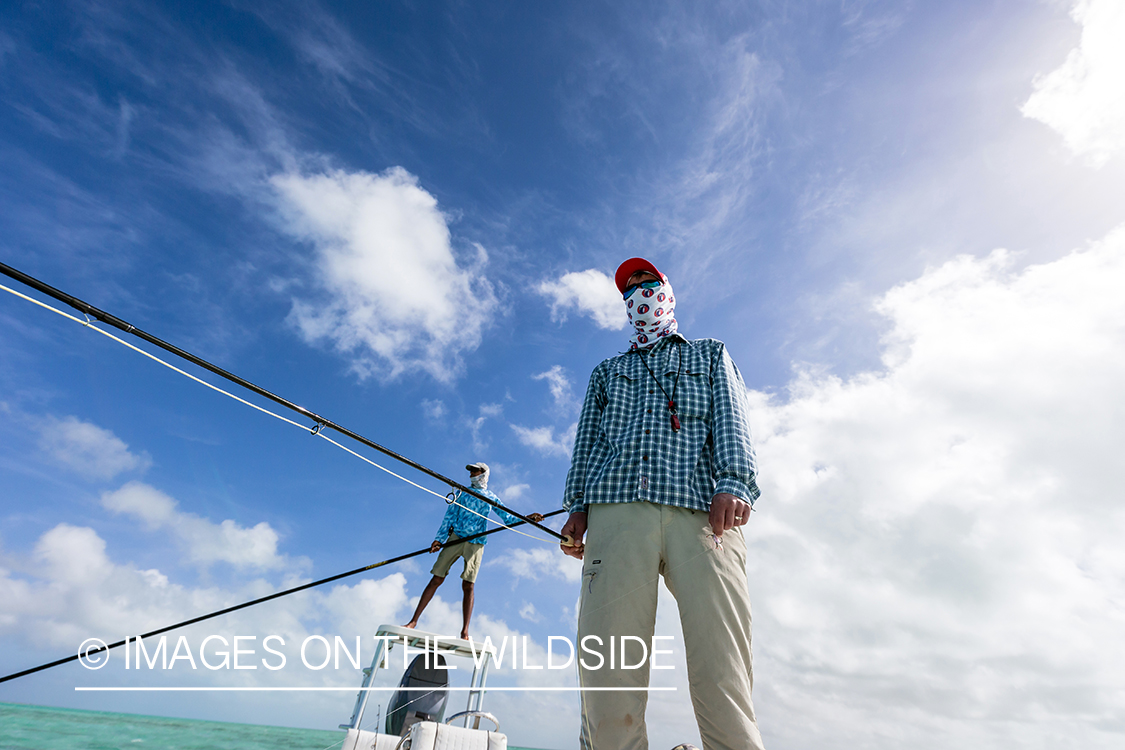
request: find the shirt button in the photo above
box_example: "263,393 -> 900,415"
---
647,409 -> 653,413
642,455 -> 649,461
649,389 -> 655,393
645,429 -> 651,434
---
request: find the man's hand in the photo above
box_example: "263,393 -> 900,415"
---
560,511 -> 587,560
429,540 -> 442,553
709,493 -> 751,537
527,513 -> 545,523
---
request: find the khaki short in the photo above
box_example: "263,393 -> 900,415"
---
430,533 -> 486,582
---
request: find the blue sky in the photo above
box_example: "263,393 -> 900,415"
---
3,1 -> 1125,748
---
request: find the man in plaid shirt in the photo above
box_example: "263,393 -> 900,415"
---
560,258 -> 766,750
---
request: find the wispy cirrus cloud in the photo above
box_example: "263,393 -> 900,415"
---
532,365 -> 578,415
420,398 -> 446,420
467,402 -> 504,451
512,367 -> 579,459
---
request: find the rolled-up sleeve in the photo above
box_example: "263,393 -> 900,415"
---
563,366 -> 608,514
708,344 -> 761,506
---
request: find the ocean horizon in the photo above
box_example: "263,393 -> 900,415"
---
0,702 -> 544,750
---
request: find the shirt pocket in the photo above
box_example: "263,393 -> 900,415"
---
671,368 -> 711,421
601,370 -> 641,441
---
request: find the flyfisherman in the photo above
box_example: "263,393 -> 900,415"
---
560,258 -> 766,750
405,462 -> 544,641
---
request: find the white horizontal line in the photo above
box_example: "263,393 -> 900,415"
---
75,686 -> 677,692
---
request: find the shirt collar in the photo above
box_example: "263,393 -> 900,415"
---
645,332 -> 687,352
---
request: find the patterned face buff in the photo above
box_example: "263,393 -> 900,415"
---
625,279 -> 678,349
470,470 -> 488,489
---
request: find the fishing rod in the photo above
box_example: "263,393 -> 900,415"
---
0,260 -> 567,543
0,509 -> 565,685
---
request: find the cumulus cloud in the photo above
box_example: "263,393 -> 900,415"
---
273,167 -> 498,381
510,423 -> 575,459
0,519 -> 576,742
101,481 -> 290,571
0,520 -> 468,736
538,269 -> 626,330
1022,0 -> 1125,166
0,523 -> 174,648
0,522 -> 409,674
499,482 -> 530,503
491,547 -> 582,584
319,572 -> 411,638
35,415 -> 150,480
743,226 -> 1125,748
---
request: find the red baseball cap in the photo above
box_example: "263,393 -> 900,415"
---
614,257 -> 666,294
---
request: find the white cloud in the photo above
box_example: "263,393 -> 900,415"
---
1022,0 -> 1125,166
101,481 -> 290,571
532,365 -> 577,414
420,398 -> 446,420
273,167 -> 498,381
743,226 -> 1125,748
518,602 -> 541,623
0,522 -> 410,673
499,482 -> 530,503
538,269 -> 626,330
467,402 -> 503,451
491,547 -> 582,584
320,573 -> 411,638
0,511 -> 574,743
510,423 -> 575,459
0,519 -> 445,742
36,415 -> 150,480
2,523 -> 174,647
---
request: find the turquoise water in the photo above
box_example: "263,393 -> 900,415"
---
0,702 -> 343,750
0,703 -> 543,750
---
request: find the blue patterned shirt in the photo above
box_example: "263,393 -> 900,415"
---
563,335 -> 760,514
435,488 -> 520,546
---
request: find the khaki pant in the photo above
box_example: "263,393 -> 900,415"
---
577,502 -> 765,750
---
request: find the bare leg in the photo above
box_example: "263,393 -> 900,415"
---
460,580 -> 475,640
404,575 -> 445,628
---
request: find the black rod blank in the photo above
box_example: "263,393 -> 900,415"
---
0,509 -> 565,684
0,260 -> 564,541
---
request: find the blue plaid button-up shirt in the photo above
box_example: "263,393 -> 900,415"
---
435,488 -> 520,546
563,335 -> 760,514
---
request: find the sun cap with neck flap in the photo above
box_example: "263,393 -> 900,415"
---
465,462 -> 490,489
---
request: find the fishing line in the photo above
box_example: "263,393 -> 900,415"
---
0,262 -> 565,544
1,280 -> 552,545
0,509 -> 565,685
315,429 -> 551,545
